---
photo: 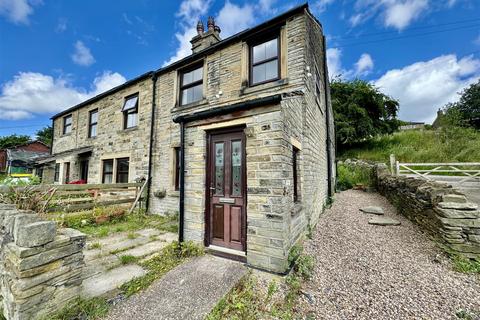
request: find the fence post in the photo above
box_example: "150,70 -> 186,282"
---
396,161 -> 400,176
390,154 -> 396,174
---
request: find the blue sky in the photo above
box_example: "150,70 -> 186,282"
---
0,0 -> 479,138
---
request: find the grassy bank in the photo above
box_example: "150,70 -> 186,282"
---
339,127 -> 480,163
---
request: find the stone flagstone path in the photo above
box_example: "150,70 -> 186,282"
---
82,228 -> 177,298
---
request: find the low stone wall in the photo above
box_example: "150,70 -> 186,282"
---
342,159 -> 480,259
0,204 -> 86,320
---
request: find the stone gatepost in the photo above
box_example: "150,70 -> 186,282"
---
0,204 -> 86,320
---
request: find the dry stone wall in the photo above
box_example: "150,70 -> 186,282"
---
343,159 -> 480,259
0,204 -> 86,320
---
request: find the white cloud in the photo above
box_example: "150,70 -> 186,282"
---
355,53 -> 374,75
259,0 -> 277,13
314,0 -> 335,13
216,1 -> 255,37
0,0 -> 40,24
349,0 -> 429,30
71,41 -> 95,66
55,17 -> 67,33
326,48 -> 344,79
474,33 -> 480,46
374,54 -> 480,123
0,71 -> 126,120
383,0 -> 429,30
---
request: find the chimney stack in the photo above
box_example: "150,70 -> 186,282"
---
191,17 -> 221,53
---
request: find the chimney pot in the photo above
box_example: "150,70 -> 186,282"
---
196,20 -> 204,35
207,16 -> 215,31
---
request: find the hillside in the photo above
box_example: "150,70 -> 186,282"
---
339,127 -> 480,163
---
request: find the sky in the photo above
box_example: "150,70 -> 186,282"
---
0,0 -> 479,138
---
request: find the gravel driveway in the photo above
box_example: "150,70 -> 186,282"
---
301,189 -> 480,320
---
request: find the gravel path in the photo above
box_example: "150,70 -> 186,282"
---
301,190 -> 480,320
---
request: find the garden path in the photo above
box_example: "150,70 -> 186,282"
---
299,189 -> 480,319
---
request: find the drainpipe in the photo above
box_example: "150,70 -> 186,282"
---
179,121 -> 185,243
322,35 -> 334,197
145,73 -> 158,211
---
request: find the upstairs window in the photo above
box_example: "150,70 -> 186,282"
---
250,37 -> 279,86
88,109 -> 98,138
180,65 -> 203,106
122,95 -> 138,129
63,114 -> 72,134
116,158 -> 130,183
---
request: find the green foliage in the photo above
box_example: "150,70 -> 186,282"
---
443,79 -> 480,129
336,164 -> 374,191
119,255 -> 138,265
0,134 -> 31,149
340,127 -> 480,163
293,255 -> 315,281
0,185 -> 50,212
35,126 -> 53,146
120,241 -> 204,297
331,79 -> 400,149
451,255 -> 480,274
0,176 -> 40,186
288,244 -> 303,266
46,297 -> 109,320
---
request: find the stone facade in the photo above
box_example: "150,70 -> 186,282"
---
344,159 -> 480,259
49,5 -> 335,273
0,204 -> 86,320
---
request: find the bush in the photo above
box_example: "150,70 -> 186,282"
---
336,164 -> 373,191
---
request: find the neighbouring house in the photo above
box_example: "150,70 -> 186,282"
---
399,121 -> 425,131
0,141 -> 50,177
48,4 -> 335,273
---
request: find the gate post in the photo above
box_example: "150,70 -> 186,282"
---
389,154 -> 396,175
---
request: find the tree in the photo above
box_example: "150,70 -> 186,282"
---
331,79 -> 400,148
444,79 -> 480,129
36,126 -> 53,145
0,135 -> 31,149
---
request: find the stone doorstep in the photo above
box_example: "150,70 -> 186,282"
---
82,264 -> 146,298
359,206 -> 384,215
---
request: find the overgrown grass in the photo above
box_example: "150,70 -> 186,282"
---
46,297 -> 110,320
120,241 -> 204,297
119,255 -> 138,265
451,255 -> 480,274
207,245 -> 314,320
48,241 -> 203,320
340,127 -> 480,163
47,209 -> 178,238
336,164 -> 374,191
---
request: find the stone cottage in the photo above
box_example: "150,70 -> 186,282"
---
47,4 -> 335,273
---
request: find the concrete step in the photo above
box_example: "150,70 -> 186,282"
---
118,240 -> 169,259
82,264 -> 146,298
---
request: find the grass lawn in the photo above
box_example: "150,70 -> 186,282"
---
340,127 -> 480,163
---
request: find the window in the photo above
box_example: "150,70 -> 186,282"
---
314,65 -> 321,97
88,109 -> 98,138
174,147 -> 180,191
64,162 -> 70,184
54,163 -> 60,182
116,158 -> 129,183
102,159 -> 114,183
250,37 -> 279,85
293,147 -> 299,202
80,160 -> 89,182
122,95 -> 138,129
180,65 -> 203,106
63,115 -> 72,134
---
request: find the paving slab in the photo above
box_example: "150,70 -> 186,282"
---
119,240 -> 169,258
368,216 -> 401,226
105,255 -> 247,320
82,264 -> 146,298
360,206 -> 384,215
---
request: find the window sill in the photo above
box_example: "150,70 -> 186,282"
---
240,78 -> 288,96
119,126 -> 138,133
87,136 -> 97,140
61,133 -> 72,137
167,190 -> 180,197
172,99 -> 208,112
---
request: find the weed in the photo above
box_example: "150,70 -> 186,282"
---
127,232 -> 139,240
451,255 -> 480,274
119,255 -> 138,265
288,244 -> 303,266
45,297 -> 109,320
266,280 -> 278,302
88,242 -> 101,250
456,309 -> 479,320
336,164 -> 374,191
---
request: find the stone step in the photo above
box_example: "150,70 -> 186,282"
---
360,206 -> 384,215
368,216 -> 401,226
82,264 -> 146,298
118,240 -> 169,258
82,255 -> 121,280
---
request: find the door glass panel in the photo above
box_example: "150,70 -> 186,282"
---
231,140 -> 242,197
214,142 -> 224,195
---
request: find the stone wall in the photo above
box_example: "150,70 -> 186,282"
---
343,159 -> 480,259
0,204 -> 86,320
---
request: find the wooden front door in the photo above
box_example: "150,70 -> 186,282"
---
207,128 -> 246,252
